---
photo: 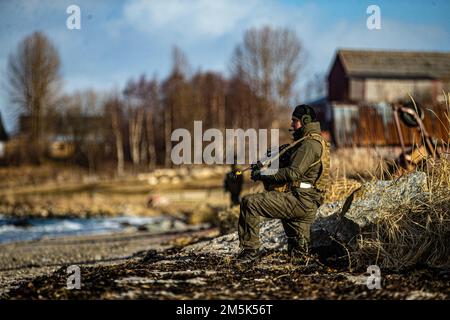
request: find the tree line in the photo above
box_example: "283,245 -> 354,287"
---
4,26 -> 307,174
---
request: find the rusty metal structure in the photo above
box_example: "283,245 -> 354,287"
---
391,102 -> 441,169
317,48 -> 450,149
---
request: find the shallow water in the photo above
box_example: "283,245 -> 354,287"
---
0,215 -> 172,244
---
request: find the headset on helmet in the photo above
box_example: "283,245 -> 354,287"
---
301,114 -> 312,126
293,104 -> 316,126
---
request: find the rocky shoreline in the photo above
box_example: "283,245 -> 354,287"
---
2,226 -> 449,300
0,227 -> 218,298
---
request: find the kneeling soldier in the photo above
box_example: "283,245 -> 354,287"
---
237,104 -> 330,263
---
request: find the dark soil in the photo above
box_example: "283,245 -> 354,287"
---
4,246 -> 449,300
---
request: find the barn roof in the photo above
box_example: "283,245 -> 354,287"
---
336,49 -> 450,79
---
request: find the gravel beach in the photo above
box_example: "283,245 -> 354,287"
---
0,227 -> 217,297
2,225 -> 449,300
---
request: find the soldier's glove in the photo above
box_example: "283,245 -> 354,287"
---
250,168 -> 262,181
250,161 -> 265,182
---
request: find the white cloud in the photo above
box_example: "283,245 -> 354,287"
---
117,0 -> 318,79
2,0 -> 449,116
123,0 -> 258,39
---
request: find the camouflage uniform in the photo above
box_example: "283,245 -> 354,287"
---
238,121 -> 328,253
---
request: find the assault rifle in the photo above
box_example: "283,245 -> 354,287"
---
232,139 -> 302,178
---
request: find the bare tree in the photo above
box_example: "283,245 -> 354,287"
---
7,31 -> 61,163
123,75 -> 160,169
130,106 -> 144,168
230,26 -> 305,121
171,46 -> 191,76
145,78 -> 159,169
191,72 -> 226,129
62,89 -> 103,172
161,46 -> 192,167
104,95 -> 125,176
163,100 -> 172,167
124,79 -> 145,170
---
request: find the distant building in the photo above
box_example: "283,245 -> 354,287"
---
310,49 -> 450,147
18,114 -> 107,159
0,111 -> 9,158
328,49 -> 450,103
48,135 -> 76,159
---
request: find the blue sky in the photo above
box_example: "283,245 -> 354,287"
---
1,0 -> 449,133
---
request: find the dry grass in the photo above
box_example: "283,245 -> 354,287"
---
0,164 -> 89,188
0,192 -> 159,217
352,93 -> 450,270
353,159 -> 450,270
0,166 -> 229,218
324,178 -> 362,203
330,147 -> 398,180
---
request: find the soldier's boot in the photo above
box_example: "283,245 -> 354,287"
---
287,238 -> 315,265
235,248 -> 260,264
287,237 -> 308,255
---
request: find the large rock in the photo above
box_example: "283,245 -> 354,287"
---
185,172 -> 429,259
184,219 -> 286,255
343,172 -> 427,227
311,172 -> 428,258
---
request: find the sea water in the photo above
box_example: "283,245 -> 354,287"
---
0,214 -> 170,244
